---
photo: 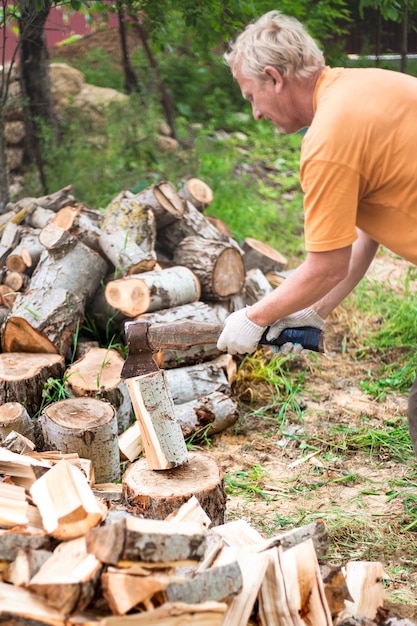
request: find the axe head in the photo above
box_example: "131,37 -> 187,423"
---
120,320 -> 160,379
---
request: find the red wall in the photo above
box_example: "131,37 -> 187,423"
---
2,7 -> 118,65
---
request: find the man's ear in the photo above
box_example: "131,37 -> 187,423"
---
264,66 -> 284,92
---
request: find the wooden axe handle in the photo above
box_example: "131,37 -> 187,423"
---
145,320 -> 225,352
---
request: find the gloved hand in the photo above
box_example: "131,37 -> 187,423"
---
266,307 -> 325,355
217,307 -> 267,355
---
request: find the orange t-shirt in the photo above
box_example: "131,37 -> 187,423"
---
301,66 -> 417,265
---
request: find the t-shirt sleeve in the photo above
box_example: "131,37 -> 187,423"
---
300,159 -> 361,252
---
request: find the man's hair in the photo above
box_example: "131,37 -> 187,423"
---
224,11 -> 325,82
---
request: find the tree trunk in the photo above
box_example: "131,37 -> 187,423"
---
18,0 -> 58,192
116,1 -> 140,94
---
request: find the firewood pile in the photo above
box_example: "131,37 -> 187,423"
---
0,446 -> 411,625
0,180 -> 415,625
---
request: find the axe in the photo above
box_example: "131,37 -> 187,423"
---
120,319 -> 323,471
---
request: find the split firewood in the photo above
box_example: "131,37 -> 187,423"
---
125,368 -> 189,470
99,601 -> 227,625
0,353 -> 65,417
0,581 -> 67,625
2,547 -> 52,587
173,236 -> 246,301
136,302 -> 224,369
241,237 -> 288,273
105,265 -> 201,317
123,451 -> 226,525
92,483 -> 124,504
0,430 -> 35,454
0,402 -> 35,443
2,224 -> 108,356
30,459 -> 103,540
174,391 -> 239,439
101,567 -> 169,615
320,563 -> 354,618
179,178 -> 214,212
40,397 -> 120,483
64,347 -> 132,435
28,536 -> 102,615
86,516 -> 207,566
337,611 -> 417,626
221,550 -> 270,626
245,267 -> 274,305
0,528 -> 54,562
164,360 -> 229,404
344,561 -> 385,619
0,481 -> 32,528
134,181 -> 186,229
118,420 -> 142,462
99,191 -> 157,274
0,447 -> 51,489
214,517 -> 329,560
5,228 -> 43,274
165,495 -> 212,531
157,200 -> 230,255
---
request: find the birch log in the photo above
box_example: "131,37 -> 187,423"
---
123,451 -> 226,525
0,352 -> 65,416
2,223 -> 108,356
105,265 -> 201,317
64,347 -> 132,434
173,236 -> 245,301
179,178 -> 213,212
0,402 -> 35,442
174,392 -> 239,439
100,191 -> 157,274
241,237 -> 288,273
134,181 -> 186,229
40,397 -> 120,483
164,361 -> 229,404
5,228 -> 43,274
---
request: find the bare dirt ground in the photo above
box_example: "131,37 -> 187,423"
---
51,30 -> 417,617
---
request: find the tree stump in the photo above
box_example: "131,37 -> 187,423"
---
64,347 -> 132,434
0,352 -> 65,416
123,451 -> 226,525
40,397 -> 120,483
0,402 -> 35,443
173,236 -> 245,301
105,265 -> 201,317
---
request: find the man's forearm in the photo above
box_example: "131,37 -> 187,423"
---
312,231 -> 379,318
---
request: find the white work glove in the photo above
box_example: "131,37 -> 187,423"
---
266,307 -> 325,355
217,307 -> 267,355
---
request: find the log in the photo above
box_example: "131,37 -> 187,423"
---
100,601 -> 227,625
0,352 -> 65,417
34,185 -> 76,211
164,361 -> 229,404
0,581 -> 66,625
28,206 -> 55,229
100,191 -> 157,274
0,221 -> 21,265
5,228 -> 43,274
0,402 -> 35,442
136,301 -> 224,369
64,347 -> 132,435
179,178 -> 214,212
86,516 -> 207,565
241,237 -> 288,273
3,269 -> 28,291
105,266 -> 201,317
344,561 -> 385,619
206,215 -> 233,237
173,236 -> 245,300
0,282 -> 18,308
29,459 -> 103,540
0,430 -> 35,454
244,268 -> 274,305
40,397 -> 120,483
134,181 -> 186,229
174,391 -> 239,439
122,451 -> 226,525
157,200 -> 228,255
125,370 -> 189,470
0,528 -> 54,562
2,224 -> 108,356
28,537 -> 102,615
50,205 -> 103,255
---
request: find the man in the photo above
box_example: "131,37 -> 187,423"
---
216,11 -> 417,451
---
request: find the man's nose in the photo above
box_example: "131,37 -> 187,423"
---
252,103 -> 262,121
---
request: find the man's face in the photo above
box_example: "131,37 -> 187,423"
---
235,63 -> 299,134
